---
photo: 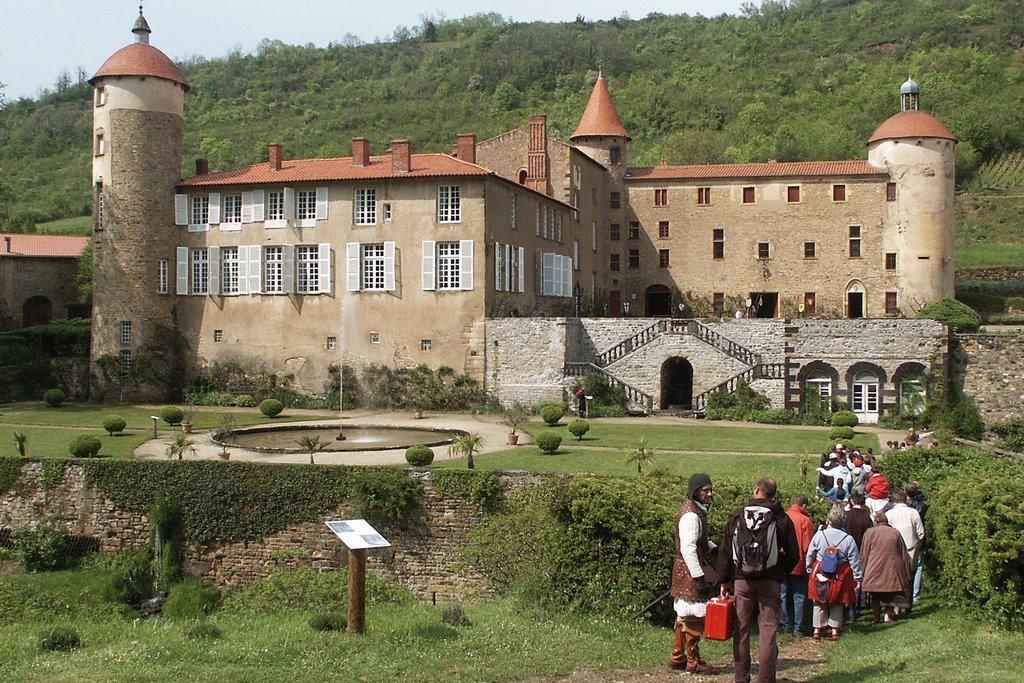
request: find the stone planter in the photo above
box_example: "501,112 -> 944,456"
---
182,423 -> 193,434
507,433 -> 520,446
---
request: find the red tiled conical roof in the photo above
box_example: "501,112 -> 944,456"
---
90,43 -> 189,90
571,76 -> 629,140
868,111 -> 955,144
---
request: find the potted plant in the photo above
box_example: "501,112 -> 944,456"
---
181,406 -> 196,434
213,414 -> 236,460
500,403 -> 529,445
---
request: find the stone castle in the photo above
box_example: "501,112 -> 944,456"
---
88,10 -> 957,423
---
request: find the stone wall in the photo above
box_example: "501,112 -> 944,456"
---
485,318 -> 569,405
0,462 -> 541,603
960,335 -> 1024,424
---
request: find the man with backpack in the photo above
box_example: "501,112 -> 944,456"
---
717,477 -> 800,683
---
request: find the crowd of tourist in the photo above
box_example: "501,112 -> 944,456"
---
670,436 -> 929,681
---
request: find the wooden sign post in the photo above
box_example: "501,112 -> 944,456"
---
325,520 -> 390,635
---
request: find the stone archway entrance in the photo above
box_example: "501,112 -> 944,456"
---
645,284 -> 672,317
23,296 -> 52,327
660,357 -> 694,410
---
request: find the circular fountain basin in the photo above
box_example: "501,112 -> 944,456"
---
220,424 -> 458,453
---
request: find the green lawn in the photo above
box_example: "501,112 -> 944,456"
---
955,243 -> 1024,269
34,215 -> 92,235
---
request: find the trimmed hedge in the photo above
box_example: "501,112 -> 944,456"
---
43,389 -> 66,407
102,415 -> 127,436
259,398 -> 284,417
160,406 -> 184,426
535,431 -> 562,454
68,435 -> 102,458
568,419 -> 590,440
539,405 -> 565,426
830,410 -> 859,428
405,444 -> 434,467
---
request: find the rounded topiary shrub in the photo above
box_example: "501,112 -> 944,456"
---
163,578 -> 221,619
831,410 -> 859,428
160,405 -> 184,426
536,430 -> 562,454
102,415 -> 127,436
259,398 -> 284,417
828,426 -> 856,442
43,388 -> 66,407
568,419 -> 590,441
39,625 -> 81,652
68,435 -> 102,458
405,444 -> 435,466
916,297 -> 982,333
540,404 -> 565,426
310,611 -> 346,632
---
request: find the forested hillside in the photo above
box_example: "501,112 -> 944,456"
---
2,0 -> 1024,230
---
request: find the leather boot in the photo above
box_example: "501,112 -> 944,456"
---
669,619 -> 687,670
685,632 -> 719,674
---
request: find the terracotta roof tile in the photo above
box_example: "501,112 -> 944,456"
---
90,43 -> 189,89
868,110 -> 956,144
179,153 -> 491,187
627,160 -> 886,181
571,76 -> 630,140
0,234 -> 89,258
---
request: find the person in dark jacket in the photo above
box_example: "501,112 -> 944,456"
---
843,492 -> 874,620
905,481 -> 929,602
717,477 -> 800,683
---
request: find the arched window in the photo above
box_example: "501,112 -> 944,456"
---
806,371 -> 833,400
899,375 -> 926,415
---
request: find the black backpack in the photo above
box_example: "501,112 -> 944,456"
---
732,504 -> 779,576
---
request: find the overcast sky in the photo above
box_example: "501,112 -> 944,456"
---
1,0 -> 747,101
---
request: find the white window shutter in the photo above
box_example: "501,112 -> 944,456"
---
316,187 -> 329,220
208,246 -> 221,295
495,242 -> 503,292
282,245 -> 295,293
247,245 -> 262,294
542,252 -> 554,296
505,244 -> 513,292
176,247 -> 189,294
208,193 -> 221,224
422,240 -> 436,291
346,242 -> 361,292
518,247 -> 525,293
252,190 -> 265,222
241,191 -> 253,223
174,194 -> 188,226
384,241 -> 396,291
237,246 -> 250,295
573,239 -> 579,271
460,239 -> 474,291
284,187 -> 296,221
566,256 -> 574,298
318,242 -> 331,293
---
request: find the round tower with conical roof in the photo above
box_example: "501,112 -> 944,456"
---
89,7 -> 188,398
867,78 -> 956,313
570,73 -> 631,183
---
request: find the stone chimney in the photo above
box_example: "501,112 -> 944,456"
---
527,115 -> 549,194
456,134 -> 477,164
269,143 -> 283,171
195,158 -> 209,175
391,140 -> 411,174
352,138 -> 371,167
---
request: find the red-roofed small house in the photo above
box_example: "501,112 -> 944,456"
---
0,233 -> 90,330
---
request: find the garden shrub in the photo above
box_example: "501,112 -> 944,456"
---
704,380 -> 770,421
105,547 -> 155,605
39,625 -> 81,652
68,435 -> 102,458
750,408 -> 798,425
150,495 -> 185,585
567,419 -> 590,440
102,415 -> 127,436
12,523 -> 65,572
922,398 -> 985,441
160,405 -> 184,426
234,394 -> 256,407
43,388 -> 66,407
535,431 -> 562,454
441,603 -> 471,626
259,398 -> 284,417
540,404 -> 565,426
185,622 -> 223,640
431,470 -> 503,511
310,610 -> 346,631
991,418 -> 1024,453
828,426 -> 856,441
405,444 -> 435,466
163,578 -> 220,619
830,410 -> 859,428
916,297 -> 982,332
221,567 -> 410,615
573,372 -> 628,413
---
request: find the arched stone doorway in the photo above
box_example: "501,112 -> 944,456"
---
645,284 -> 672,317
846,280 -> 865,319
23,296 -> 52,327
660,357 -> 694,410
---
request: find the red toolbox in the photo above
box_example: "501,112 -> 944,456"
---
704,596 -> 735,641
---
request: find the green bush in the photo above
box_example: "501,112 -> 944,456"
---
43,388 -> 66,407
535,431 -> 562,454
704,380 -> 771,421
105,547 -> 155,605
160,406 -> 184,426
991,418 -> 1024,453
221,566 -> 410,615
39,625 -> 81,652
68,435 -> 102,458
830,410 -> 859,428
310,610 -> 347,631
567,419 -> 590,440
184,622 -> 223,640
163,578 -> 221,619
916,297 -> 982,332
828,426 -> 856,441
405,444 -> 435,466
12,523 -> 65,572
923,398 -> 985,441
234,394 -> 255,407
259,398 -> 284,417
540,404 -> 565,426
750,408 -> 798,425
102,415 -> 127,436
